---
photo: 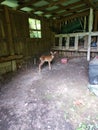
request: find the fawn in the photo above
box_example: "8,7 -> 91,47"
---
39,51 -> 56,72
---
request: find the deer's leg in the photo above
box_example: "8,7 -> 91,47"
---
39,61 -> 45,72
48,62 -> 51,70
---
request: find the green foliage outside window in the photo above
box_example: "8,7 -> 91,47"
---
29,18 -> 41,38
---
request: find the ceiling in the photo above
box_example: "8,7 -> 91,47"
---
1,0 -> 98,20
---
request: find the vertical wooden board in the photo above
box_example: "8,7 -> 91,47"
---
4,6 -> 15,55
94,11 -> 98,31
0,41 -> 9,56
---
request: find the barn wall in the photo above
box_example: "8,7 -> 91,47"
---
0,6 -> 55,74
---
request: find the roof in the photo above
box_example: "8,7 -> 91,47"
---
0,0 -> 98,20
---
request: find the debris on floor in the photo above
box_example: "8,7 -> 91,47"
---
0,57 -> 98,130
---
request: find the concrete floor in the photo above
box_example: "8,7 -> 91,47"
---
0,57 -> 98,130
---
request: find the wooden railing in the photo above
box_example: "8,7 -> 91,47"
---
0,55 -> 23,63
52,32 -> 98,60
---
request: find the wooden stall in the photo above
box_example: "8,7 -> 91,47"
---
52,8 -> 98,60
52,32 -> 98,59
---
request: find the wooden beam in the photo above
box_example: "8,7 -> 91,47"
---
31,0 -> 83,16
43,1 -> 83,15
46,0 -> 68,7
0,55 -> 23,63
17,0 -> 38,9
57,6 -> 88,17
57,10 -> 89,22
81,0 -> 96,8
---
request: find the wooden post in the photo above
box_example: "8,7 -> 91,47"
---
84,16 -> 86,32
75,35 -> 78,50
96,36 -> 98,51
87,8 -> 93,61
59,35 -> 62,49
66,36 -> 69,49
94,11 -> 98,31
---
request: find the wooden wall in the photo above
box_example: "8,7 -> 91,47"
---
0,6 -> 55,74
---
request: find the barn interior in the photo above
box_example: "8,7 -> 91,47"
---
0,0 -> 98,129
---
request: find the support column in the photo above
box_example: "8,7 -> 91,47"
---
75,34 -> 78,50
87,8 -> 93,61
94,11 -> 98,31
84,16 -> 86,32
66,36 -> 69,49
59,35 -> 62,49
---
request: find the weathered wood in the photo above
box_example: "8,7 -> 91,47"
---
0,19 -> 5,38
59,36 -> 62,49
66,36 -> 69,49
53,30 -> 98,59
0,55 -> 23,63
82,0 -> 95,8
58,6 -> 88,17
75,35 -> 78,50
94,11 -> 98,31
58,10 -> 89,22
41,1 -> 83,16
4,6 -> 15,55
84,16 -> 87,31
87,8 -> 93,61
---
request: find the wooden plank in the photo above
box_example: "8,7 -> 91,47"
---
39,1 -> 83,15
75,35 -> 78,50
58,10 -> 89,22
66,36 -> 69,49
57,6 -> 88,17
55,32 -> 89,37
81,0 -> 95,8
0,55 -> 23,63
59,36 -> 62,49
4,6 -> 15,55
87,8 -> 93,61
84,16 -> 87,31
55,32 -> 98,38
0,19 -> 5,38
17,0 -> 38,9
94,11 -> 98,31
46,0 -> 67,6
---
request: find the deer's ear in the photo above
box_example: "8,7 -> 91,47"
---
50,51 -> 53,54
54,51 -> 57,54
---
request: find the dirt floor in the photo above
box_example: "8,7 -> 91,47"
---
0,56 -> 98,130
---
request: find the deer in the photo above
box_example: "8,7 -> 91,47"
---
39,51 -> 56,72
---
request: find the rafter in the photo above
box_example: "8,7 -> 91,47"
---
58,10 -> 89,22
81,0 -> 96,9
45,0 -> 68,7
0,0 -> 96,20
52,5 -> 89,18
17,0 -> 38,9
43,1 -> 83,15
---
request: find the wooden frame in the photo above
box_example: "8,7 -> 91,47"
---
52,31 -> 98,60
